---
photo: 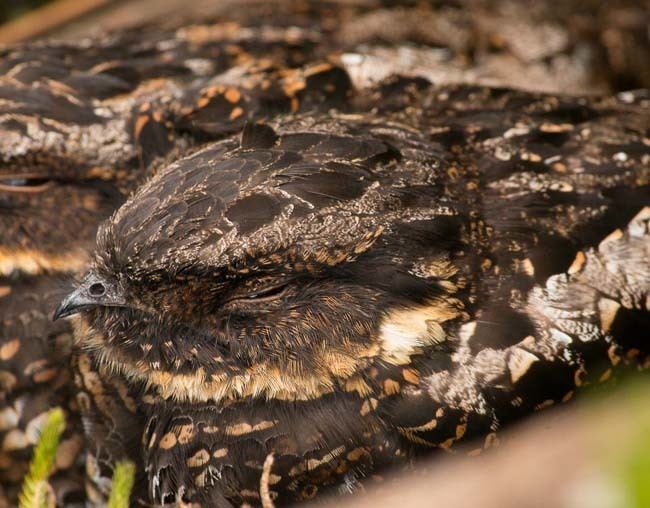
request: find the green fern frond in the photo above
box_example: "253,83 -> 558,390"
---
108,460 -> 136,508
18,407 -> 65,508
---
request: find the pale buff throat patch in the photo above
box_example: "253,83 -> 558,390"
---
74,316 -> 380,404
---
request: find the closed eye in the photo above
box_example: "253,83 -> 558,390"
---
223,281 -> 290,307
243,282 -> 288,301
0,174 -> 53,193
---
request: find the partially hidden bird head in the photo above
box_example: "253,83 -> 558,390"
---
55,120 -> 471,403
0,76 -> 156,278
0,163 -> 123,278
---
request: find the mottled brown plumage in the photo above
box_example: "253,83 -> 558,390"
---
1,1 -> 649,505
0,20 -> 351,505
0,22 -> 350,276
57,80 -> 649,506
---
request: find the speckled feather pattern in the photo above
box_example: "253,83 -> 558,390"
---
0,2 -> 649,506
0,21 -> 351,506
70,84 -> 650,506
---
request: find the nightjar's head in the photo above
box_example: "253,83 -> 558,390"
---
0,78 -> 145,278
56,120 -> 471,402
0,161 -> 124,277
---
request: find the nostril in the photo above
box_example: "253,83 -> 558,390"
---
89,283 -> 106,297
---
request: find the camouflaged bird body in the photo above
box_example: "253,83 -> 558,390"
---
67,84 -> 650,506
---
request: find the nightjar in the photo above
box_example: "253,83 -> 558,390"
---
56,82 -> 649,506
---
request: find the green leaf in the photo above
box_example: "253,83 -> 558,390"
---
108,460 -> 136,508
18,407 -> 66,508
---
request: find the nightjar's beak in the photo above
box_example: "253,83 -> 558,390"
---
53,274 -> 125,320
